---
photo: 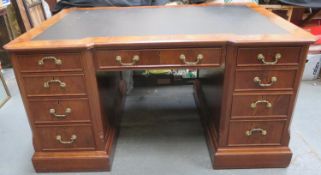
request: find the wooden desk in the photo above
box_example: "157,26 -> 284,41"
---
4,4 -> 315,172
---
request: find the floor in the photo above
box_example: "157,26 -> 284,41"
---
0,69 -> 321,175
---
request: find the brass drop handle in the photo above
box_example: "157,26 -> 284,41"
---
253,76 -> 277,87
43,79 -> 66,88
245,128 -> 267,136
49,108 -> 72,119
38,56 -> 62,66
250,100 -> 272,109
257,53 -> 282,65
56,134 -> 77,144
179,54 -> 204,65
115,55 -> 140,66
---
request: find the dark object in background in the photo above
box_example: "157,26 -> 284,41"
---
53,0 -> 163,13
190,0 -> 206,3
279,0 -> 321,8
0,7 -> 14,67
279,0 -> 321,26
53,0 -> 206,14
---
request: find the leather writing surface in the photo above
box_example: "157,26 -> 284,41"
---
33,6 -> 288,41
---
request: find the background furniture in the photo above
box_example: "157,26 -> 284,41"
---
4,4 -> 315,172
11,0 -> 46,32
279,0 -> 321,26
262,4 -> 305,24
0,70 -> 10,108
44,0 -> 57,12
0,6 -> 14,67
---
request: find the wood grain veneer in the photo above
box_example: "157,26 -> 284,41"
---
231,93 -> 292,119
160,48 -> 222,66
35,124 -> 96,151
227,119 -> 286,146
95,49 -> 160,70
236,47 -> 302,66
22,74 -> 87,97
16,52 -> 83,73
29,98 -> 92,124
234,69 -> 297,91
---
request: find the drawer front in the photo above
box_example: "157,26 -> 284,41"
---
231,94 -> 292,119
160,48 -> 222,66
234,69 -> 297,91
23,74 -> 87,97
237,47 -> 301,66
36,125 -> 95,151
17,53 -> 83,72
29,98 -> 91,124
228,120 -> 286,146
95,50 -> 159,69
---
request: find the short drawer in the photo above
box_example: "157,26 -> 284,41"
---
35,125 -> 95,151
22,74 -> 87,97
237,47 -> 301,66
95,49 -> 159,69
228,120 -> 286,146
160,48 -> 222,66
231,93 -> 292,119
16,53 -> 83,72
234,69 -> 297,91
29,98 -> 91,124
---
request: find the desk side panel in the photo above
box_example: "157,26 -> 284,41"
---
205,43 -> 310,169
9,49 -> 119,171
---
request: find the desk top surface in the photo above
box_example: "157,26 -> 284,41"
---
5,4 -> 315,51
33,6 -> 286,40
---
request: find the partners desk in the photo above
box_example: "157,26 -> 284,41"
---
4,4 -> 315,172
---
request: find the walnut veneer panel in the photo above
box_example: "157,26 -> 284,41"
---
231,93 -> 292,119
234,69 -> 297,91
35,125 -> 95,151
228,120 -> 286,146
29,98 -> 91,124
160,48 -> 222,66
95,50 -> 159,69
16,53 -> 83,73
237,47 -> 301,66
22,74 -> 87,97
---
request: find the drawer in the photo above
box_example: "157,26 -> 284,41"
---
22,74 -> 87,97
237,47 -> 301,66
231,93 -> 292,119
29,98 -> 91,124
234,69 -> 297,91
160,48 -> 222,66
16,53 -> 83,72
36,125 -> 95,151
228,120 -> 286,146
95,50 -> 159,69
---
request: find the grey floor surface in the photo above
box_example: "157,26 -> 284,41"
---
0,69 -> 321,175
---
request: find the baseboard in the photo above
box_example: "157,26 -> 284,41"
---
214,147 -> 292,169
33,150 -> 111,172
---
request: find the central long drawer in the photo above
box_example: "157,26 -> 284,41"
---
94,48 -> 223,70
